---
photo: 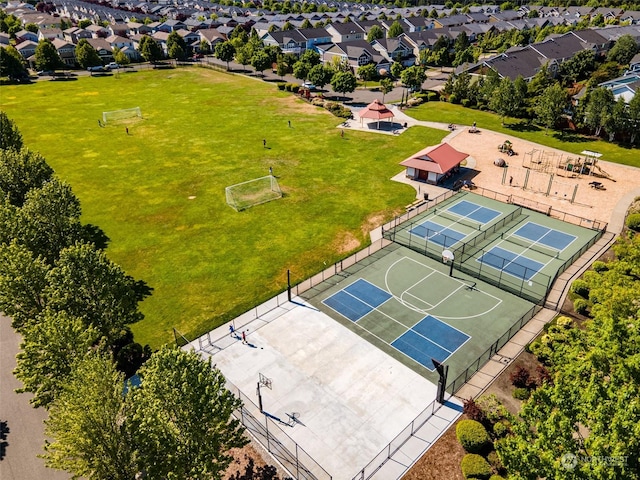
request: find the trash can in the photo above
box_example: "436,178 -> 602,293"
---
423,193 -> 429,201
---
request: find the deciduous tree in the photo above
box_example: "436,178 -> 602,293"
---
0,45 -> 27,79
584,86 -> 614,136
129,347 -> 247,479
215,41 -> 235,70
535,82 -> 568,134
308,63 -> 333,88
34,39 -> 63,72
251,50 -> 271,76
357,63 -> 378,88
0,147 -> 53,206
45,243 -> 147,339
15,310 -> 98,408
0,111 -> 23,151
607,34 -> 639,66
330,71 -> 357,99
366,25 -> 384,42
139,35 -> 163,64
489,77 -> 523,125
400,65 -> 426,92
75,39 -> 101,69
42,352 -> 138,479
387,20 -> 404,38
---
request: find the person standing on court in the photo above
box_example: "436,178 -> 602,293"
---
242,331 -> 247,344
229,323 -> 235,338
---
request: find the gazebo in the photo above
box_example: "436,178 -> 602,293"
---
358,99 -> 395,129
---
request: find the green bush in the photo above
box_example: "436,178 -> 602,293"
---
574,298 -> 589,315
625,213 -> 640,231
591,260 -> 608,273
461,453 -> 492,479
570,279 -> 590,298
276,83 -> 286,90
427,91 -> 439,101
489,476 -> 506,480
456,419 -> 491,454
461,98 -> 472,107
291,85 -> 300,94
284,83 -> 293,92
512,387 -> 530,400
492,421 -> 508,438
487,450 -> 503,471
449,93 -> 459,104
413,92 -> 429,100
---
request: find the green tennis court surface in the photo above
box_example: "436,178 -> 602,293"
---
306,191 -> 602,385
308,244 -> 534,385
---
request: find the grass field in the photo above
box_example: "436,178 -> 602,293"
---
406,101 -> 640,168
0,67 -> 447,347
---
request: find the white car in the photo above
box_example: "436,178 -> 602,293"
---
302,81 -> 316,90
107,62 -> 120,70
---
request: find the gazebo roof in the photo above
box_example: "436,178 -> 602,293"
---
400,143 -> 469,174
359,99 -> 394,120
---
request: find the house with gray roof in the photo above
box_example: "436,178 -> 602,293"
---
325,21 -> 365,43
319,39 -> 386,72
261,29 -> 306,55
371,36 -> 415,66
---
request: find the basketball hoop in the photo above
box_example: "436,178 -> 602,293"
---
442,250 -> 455,277
257,373 -> 272,413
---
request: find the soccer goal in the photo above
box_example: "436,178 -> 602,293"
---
102,107 -> 142,124
225,175 -> 283,211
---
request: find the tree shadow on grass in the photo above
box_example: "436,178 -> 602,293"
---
504,121 -> 541,133
551,130 -> 592,144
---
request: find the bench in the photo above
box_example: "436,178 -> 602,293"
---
406,199 -> 427,211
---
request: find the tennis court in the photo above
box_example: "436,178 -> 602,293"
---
311,244 -> 534,385
387,191 -> 601,303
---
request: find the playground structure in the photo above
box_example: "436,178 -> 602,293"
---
521,149 -> 615,183
498,140 -> 516,156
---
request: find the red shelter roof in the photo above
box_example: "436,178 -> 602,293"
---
400,143 -> 469,174
359,99 -> 394,120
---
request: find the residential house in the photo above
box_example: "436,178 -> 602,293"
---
108,23 -> 129,38
86,24 -> 110,38
400,30 -> 444,60
0,32 -> 10,46
599,73 -> 640,102
261,29 -> 306,55
298,27 -> 332,52
85,37 -> 113,62
627,52 -> 640,73
63,27 -> 92,44
37,27 -> 64,41
14,40 -> 37,61
157,19 -> 186,33
197,28 -> 226,51
126,22 -> 153,36
325,22 -> 365,43
151,30 -> 170,54
569,29 -> 611,57
176,29 -> 201,52
488,10 -> 522,23
319,39 -> 386,72
105,34 -> 134,51
433,14 -> 471,29
619,11 -> 640,25
15,29 -> 38,43
51,37 -> 75,66
371,37 -> 415,66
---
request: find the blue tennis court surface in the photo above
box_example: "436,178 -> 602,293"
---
323,279 -> 391,322
392,315 -> 470,370
478,246 -> 544,281
514,222 -> 576,251
447,200 -> 501,224
410,220 -> 466,248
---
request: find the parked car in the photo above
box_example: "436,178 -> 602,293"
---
302,81 -> 316,90
87,65 -> 106,72
37,70 -> 54,76
107,62 -> 120,69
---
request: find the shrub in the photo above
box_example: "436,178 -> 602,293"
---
476,395 -> 511,424
512,387 -> 530,400
413,92 -> 429,101
461,98 -> 472,107
291,85 -> 300,94
284,83 -> 292,91
574,298 -> 589,315
555,316 -> 573,328
276,83 -> 286,90
492,421 -> 508,438
456,419 -> 491,454
591,260 -> 608,272
427,91 -> 439,101
463,398 -> 487,424
311,98 -> 324,106
487,450 -> 503,472
407,97 -> 424,106
536,364 -> 552,385
489,476 -> 506,480
449,93 -> 459,104
570,279 -> 590,298
461,453 -> 492,479
626,213 -> 640,231
510,366 -> 533,388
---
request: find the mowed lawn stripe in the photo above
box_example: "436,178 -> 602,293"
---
1,68 -> 446,347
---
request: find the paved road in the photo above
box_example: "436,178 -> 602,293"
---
0,317 -> 69,480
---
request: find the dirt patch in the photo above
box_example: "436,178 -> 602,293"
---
402,417 -> 465,480
223,437 -> 290,479
361,211 -> 388,236
482,352 -> 540,416
333,230 -> 361,254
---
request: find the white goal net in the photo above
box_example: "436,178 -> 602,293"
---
225,175 -> 283,211
102,107 -> 142,124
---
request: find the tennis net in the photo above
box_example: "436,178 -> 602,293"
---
436,209 -> 482,230
503,234 -> 558,258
